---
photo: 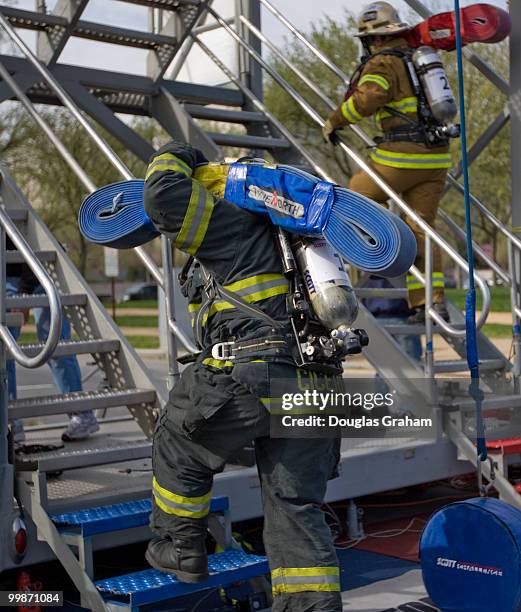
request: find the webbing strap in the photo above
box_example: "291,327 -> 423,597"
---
454,1 -> 487,465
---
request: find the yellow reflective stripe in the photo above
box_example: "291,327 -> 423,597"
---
175,182 -> 215,255
359,73 -> 390,90
152,477 -> 212,518
273,584 -> 341,594
153,477 -> 212,505
145,153 -> 192,181
341,97 -> 363,124
272,567 -> 340,579
407,283 -> 425,291
271,567 -> 340,596
202,357 -> 234,369
376,96 -> 418,121
188,302 -> 201,313
193,163 -> 229,198
224,273 -> 286,293
371,148 -> 452,169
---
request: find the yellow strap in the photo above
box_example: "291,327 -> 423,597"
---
359,73 -> 390,90
202,357 -> 234,369
341,97 -> 363,124
193,163 -> 229,198
371,148 -> 452,170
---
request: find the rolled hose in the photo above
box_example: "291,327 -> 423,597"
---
79,163 -> 416,277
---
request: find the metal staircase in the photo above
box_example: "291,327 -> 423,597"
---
0,0 -> 520,607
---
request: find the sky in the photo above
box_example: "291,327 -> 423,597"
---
1,0 -> 509,85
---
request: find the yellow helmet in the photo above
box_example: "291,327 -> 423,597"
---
356,2 -> 410,38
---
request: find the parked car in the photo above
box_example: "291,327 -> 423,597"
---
119,282 -> 157,303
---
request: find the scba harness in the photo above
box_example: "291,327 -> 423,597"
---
348,47 -> 460,147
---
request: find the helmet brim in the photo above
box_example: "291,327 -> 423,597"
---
356,23 -> 410,38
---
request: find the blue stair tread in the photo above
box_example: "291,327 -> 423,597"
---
50,496 -> 229,537
96,549 -> 268,607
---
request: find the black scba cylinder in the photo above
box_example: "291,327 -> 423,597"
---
420,497 -> 521,611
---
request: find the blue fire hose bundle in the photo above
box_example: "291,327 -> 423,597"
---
79,161 -> 416,277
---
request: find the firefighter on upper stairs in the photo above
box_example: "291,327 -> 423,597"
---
323,1 -> 460,323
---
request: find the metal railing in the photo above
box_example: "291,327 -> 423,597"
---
0,11 -> 198,389
206,5 -> 491,339
0,207 -> 62,368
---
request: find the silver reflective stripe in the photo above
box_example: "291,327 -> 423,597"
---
153,489 -> 210,515
177,185 -> 208,251
271,575 -> 339,587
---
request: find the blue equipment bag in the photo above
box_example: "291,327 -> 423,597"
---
420,497 -> 521,612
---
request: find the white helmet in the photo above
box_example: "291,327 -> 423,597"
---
356,2 -> 410,38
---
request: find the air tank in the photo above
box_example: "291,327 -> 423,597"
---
294,237 -> 359,330
412,46 -> 458,125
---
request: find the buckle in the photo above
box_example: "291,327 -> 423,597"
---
211,341 -> 235,361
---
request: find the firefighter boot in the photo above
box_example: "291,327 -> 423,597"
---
145,535 -> 209,583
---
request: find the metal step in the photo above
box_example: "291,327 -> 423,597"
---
355,287 -> 408,299
442,394 -> 521,411
96,549 -> 268,609
1,7 -> 177,50
7,292 -> 87,309
206,132 -> 290,150
6,250 -> 56,264
16,439 -> 152,473
51,496 -> 229,537
9,338 -> 120,360
185,104 -> 267,124
9,388 -> 156,420
433,358 -> 506,373
384,323 -> 465,335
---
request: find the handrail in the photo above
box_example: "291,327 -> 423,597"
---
257,1 -> 521,282
208,7 -> 491,337
0,207 -> 62,368
192,36 -> 334,182
0,11 -> 198,355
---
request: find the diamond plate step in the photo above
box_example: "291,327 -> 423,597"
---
433,358 -> 506,373
51,496 -> 229,537
96,549 -> 268,608
7,292 -> 88,309
9,388 -> 156,419
16,439 -> 151,473
6,250 -> 56,264
8,338 -> 120,359
206,132 -> 290,150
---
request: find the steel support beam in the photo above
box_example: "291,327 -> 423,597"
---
60,80 -> 154,163
0,55 -> 244,111
147,1 -> 210,82
511,0 -> 521,234
36,0 -> 89,65
150,87 -> 220,160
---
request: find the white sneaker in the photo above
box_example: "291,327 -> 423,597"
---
11,419 -> 26,443
62,412 -> 100,442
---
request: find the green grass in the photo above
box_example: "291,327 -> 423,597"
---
103,299 -> 158,309
446,287 -> 511,312
113,315 -> 158,328
483,324 -> 514,338
18,332 -> 159,349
